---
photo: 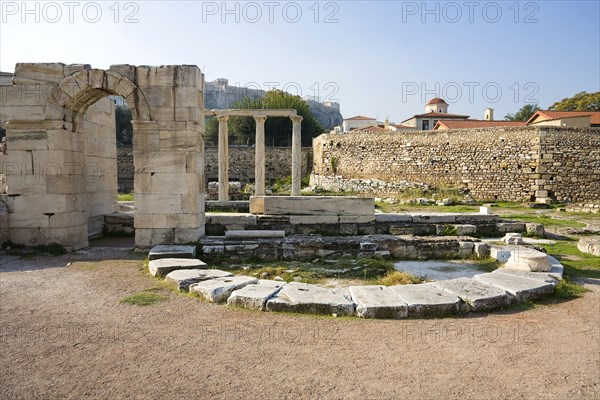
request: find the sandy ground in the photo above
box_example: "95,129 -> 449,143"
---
1,248 -> 599,400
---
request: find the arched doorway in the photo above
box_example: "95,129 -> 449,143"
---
1,63 -> 206,250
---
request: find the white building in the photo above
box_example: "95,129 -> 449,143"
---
342,115 -> 377,132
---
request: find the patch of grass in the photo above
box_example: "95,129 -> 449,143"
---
119,292 -> 167,306
443,225 -> 457,236
471,259 -> 501,273
232,265 -> 322,284
503,214 -> 586,228
226,258 -> 396,284
377,271 -> 422,286
540,241 -> 600,279
117,192 -> 134,201
547,278 -> 589,301
272,176 -> 292,193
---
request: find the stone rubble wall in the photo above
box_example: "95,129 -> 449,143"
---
312,127 -> 600,205
117,145 -> 312,192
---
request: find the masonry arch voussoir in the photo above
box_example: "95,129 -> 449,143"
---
48,68 -> 152,123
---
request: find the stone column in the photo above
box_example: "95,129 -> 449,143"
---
290,115 -> 303,196
217,115 -> 229,201
254,115 -> 267,196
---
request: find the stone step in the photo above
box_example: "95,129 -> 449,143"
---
474,273 -> 555,301
492,268 -> 560,285
148,258 -> 206,278
348,285 -> 408,319
165,269 -> 233,291
431,278 -> 512,312
227,280 -> 287,310
148,245 -> 197,260
266,282 -> 356,316
189,276 -> 259,303
225,230 -> 286,239
389,283 -> 463,316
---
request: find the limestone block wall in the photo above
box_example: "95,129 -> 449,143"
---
312,127 -> 600,204
81,98 -> 118,236
1,63 -> 206,250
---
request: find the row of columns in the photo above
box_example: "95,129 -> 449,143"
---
217,114 -> 303,201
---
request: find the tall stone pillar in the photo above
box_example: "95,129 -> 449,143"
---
291,115 -> 303,196
254,116 -> 267,196
217,115 -> 230,201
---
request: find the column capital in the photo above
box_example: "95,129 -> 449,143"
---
217,115 -> 229,122
253,115 -> 267,124
290,115 -> 303,123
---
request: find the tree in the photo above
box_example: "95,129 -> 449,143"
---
226,90 -> 325,147
115,105 -> 133,144
203,116 -> 219,145
505,104 -> 540,121
549,91 -> 600,112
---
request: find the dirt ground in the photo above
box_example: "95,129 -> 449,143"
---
1,248 -> 599,400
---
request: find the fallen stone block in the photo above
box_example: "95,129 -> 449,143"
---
348,285 -> 407,319
490,247 -> 512,262
505,248 -> 551,272
503,233 -> 524,245
165,269 -> 232,291
225,230 -> 286,239
577,237 -> 600,256
526,223 -> 545,238
492,268 -> 560,285
431,278 -> 512,312
189,276 -> 259,303
390,283 -> 462,316
266,282 -> 355,316
148,245 -> 196,260
148,258 -> 206,277
227,280 -> 287,310
474,272 -> 555,301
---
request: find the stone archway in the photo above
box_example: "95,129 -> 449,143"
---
0,63 -> 206,250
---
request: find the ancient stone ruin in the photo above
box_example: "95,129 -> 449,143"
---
1,63 -> 206,250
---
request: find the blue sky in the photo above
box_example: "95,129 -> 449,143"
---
1,0 -> 599,122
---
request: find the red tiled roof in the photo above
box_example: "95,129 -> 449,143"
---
526,110 -> 600,125
344,115 -> 377,121
401,112 -> 469,123
434,120 -> 526,130
390,124 -> 414,129
426,98 -> 447,105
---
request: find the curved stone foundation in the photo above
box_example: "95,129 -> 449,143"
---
149,246 -> 565,319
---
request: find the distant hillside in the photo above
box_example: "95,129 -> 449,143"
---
204,78 -> 343,129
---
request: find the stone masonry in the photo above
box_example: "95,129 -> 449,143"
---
0,63 -> 206,250
117,145 -> 312,193
312,127 -> 600,204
